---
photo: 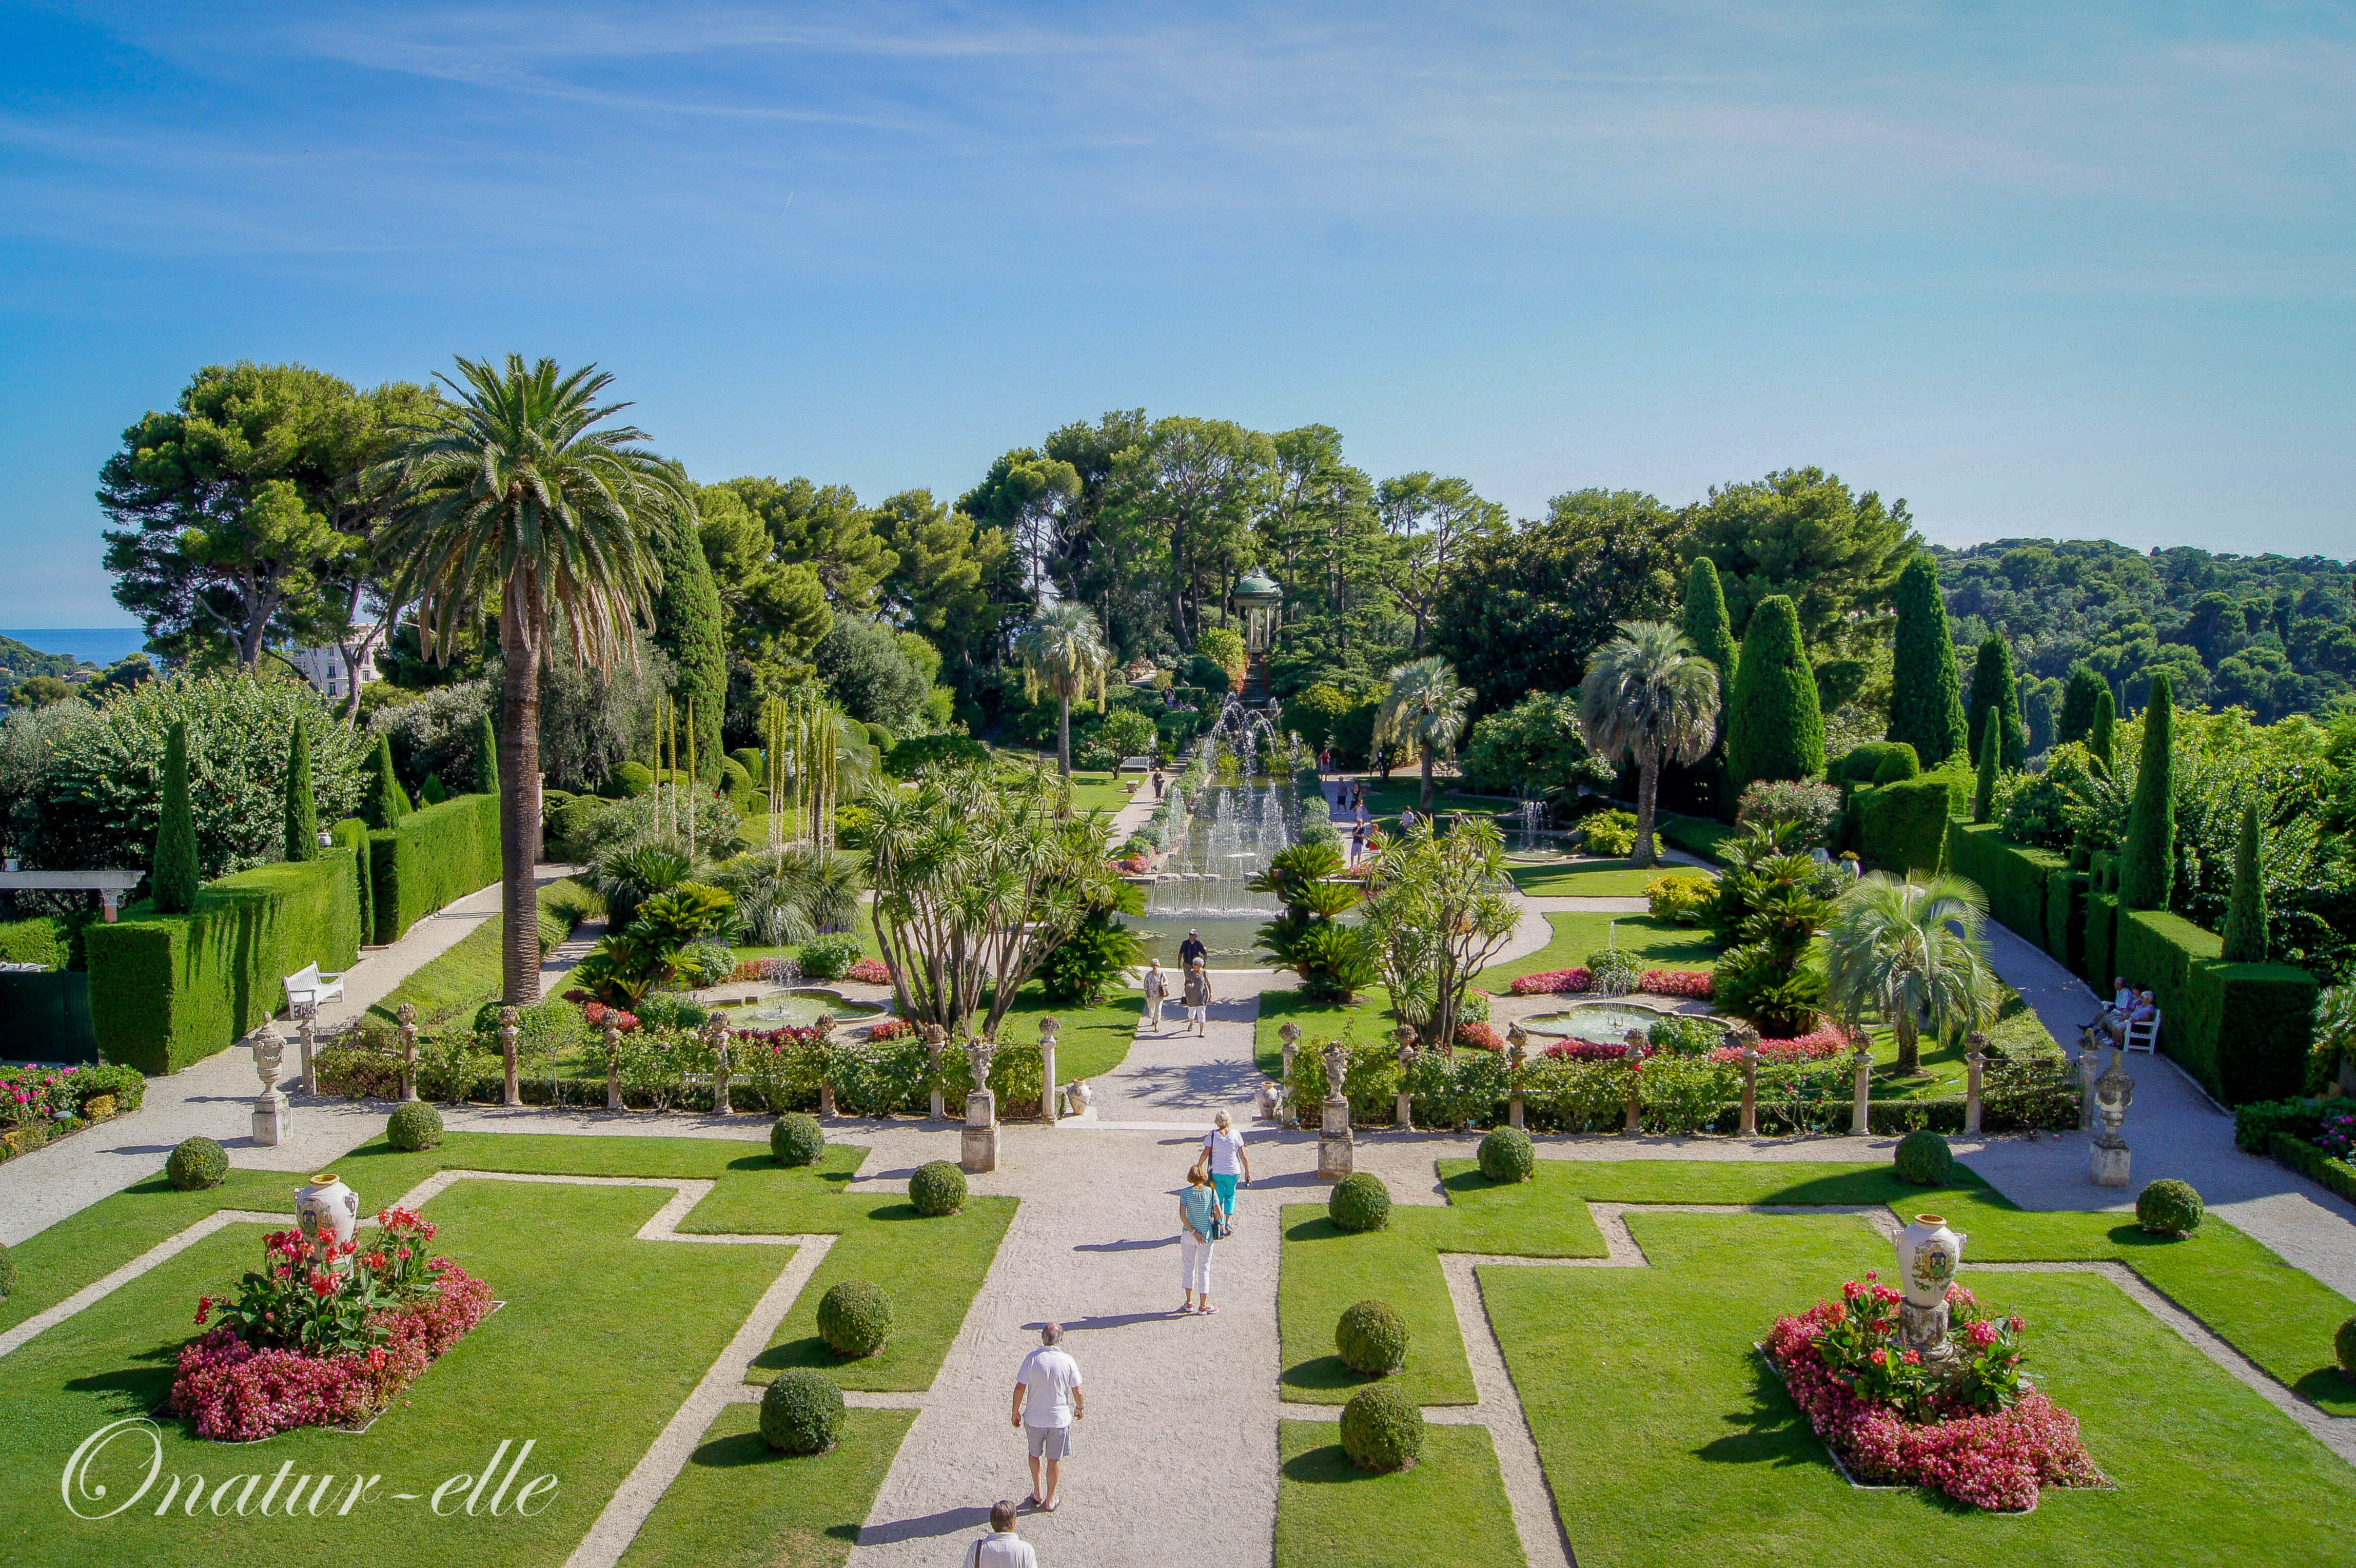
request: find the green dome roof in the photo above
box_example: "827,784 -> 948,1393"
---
1234,568 -> 1282,601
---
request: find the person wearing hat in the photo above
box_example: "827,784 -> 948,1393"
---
1178,929 -> 1207,972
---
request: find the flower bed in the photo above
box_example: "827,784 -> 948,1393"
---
1511,967 -> 1592,995
1,1062 -> 147,1161
1762,1275 -> 2105,1511
1508,967 -> 1713,999
1455,1021 -> 1504,1052
844,958 -> 891,985
1708,1022 -> 1857,1065
169,1208 -> 493,1441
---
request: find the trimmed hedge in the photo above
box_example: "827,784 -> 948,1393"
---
2085,889 -> 2120,995
2267,1131 -> 2356,1206
329,817 -> 374,945
2117,908 -> 2316,1104
1850,778 -> 1950,875
86,850 -> 362,1075
1655,813 -> 1736,864
1943,822 -> 2066,951
760,1369 -> 844,1455
371,792 -> 501,944
2045,870 -> 2088,978
0,915 -> 69,969
387,1101 -> 444,1151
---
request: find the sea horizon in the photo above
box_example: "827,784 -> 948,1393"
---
1,627 -> 150,667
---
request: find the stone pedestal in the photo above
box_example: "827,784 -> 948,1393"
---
925,1026 -> 947,1120
1739,1048 -> 1760,1137
396,1003 -> 420,1103
1897,1300 -> 1958,1365
2090,1047 -> 2135,1188
2091,1139 -> 2131,1187
819,1080 -> 837,1118
252,1089 -> 287,1146
1962,1034 -> 1988,1135
707,1018 -> 733,1114
961,1088 -> 999,1173
295,1007 -> 317,1095
603,1025 -> 625,1111
1317,1097 -> 1355,1179
1850,1045 -> 1874,1136
500,1006 -> 523,1108
1038,1016 -> 1060,1128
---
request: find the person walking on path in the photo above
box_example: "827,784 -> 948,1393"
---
1349,817 -> 1367,867
1012,1324 -> 1084,1512
966,1501 -> 1038,1565
1141,959 -> 1170,1033
1178,929 -> 1207,971
1200,1109 -> 1251,1219
1177,1161 -> 1224,1315
1150,765 -> 1164,801
1182,957 -> 1212,1036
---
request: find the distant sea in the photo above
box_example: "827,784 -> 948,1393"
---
1,629 -> 148,667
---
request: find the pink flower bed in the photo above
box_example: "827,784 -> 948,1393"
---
1708,1021 -> 1857,1064
1764,1287 -> 2104,1511
844,958 -> 892,985
1509,967 -> 1714,999
170,1265 -> 493,1442
1455,1022 -> 1503,1052
1510,967 -> 1591,996
1542,1038 -> 1648,1063
867,1018 -> 915,1043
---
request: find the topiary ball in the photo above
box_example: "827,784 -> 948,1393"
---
1893,1130 -> 1953,1186
0,1240 -> 16,1300
1335,1299 -> 1409,1376
759,1368 -> 845,1455
165,1136 -> 227,1191
2337,1316 -> 2356,1380
1340,1381 -> 1425,1472
908,1160 -> 967,1217
815,1279 -> 893,1358
1328,1172 -> 1393,1233
387,1101 -> 444,1152
771,1113 -> 824,1166
1478,1127 -> 1536,1183
2136,1178 -> 2205,1237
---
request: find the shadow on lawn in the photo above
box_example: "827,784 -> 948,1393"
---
1693,1358 -> 1824,1472
1281,1441 -> 1381,1485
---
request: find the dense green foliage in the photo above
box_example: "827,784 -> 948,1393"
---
373,792 -> 501,944
1339,1381 -> 1425,1472
1887,554 -> 1970,767
362,731 -> 411,829
1335,1298 -> 1410,1376
2135,1178 -> 2204,1236
2122,673 -> 2176,910
1893,1129 -> 1954,1185
164,1136 -> 227,1190
1477,1126 -> 1535,1183
1329,1171 -> 1394,1233
386,1100 -> 444,1151
282,721 -> 318,863
771,1112 -> 825,1165
151,721 -> 198,912
1966,635 -> 2027,773
2222,801 -> 2268,961
649,509 -> 729,778
815,1278 -> 893,1358
759,1369 -> 846,1455
1724,596 -> 1824,788
908,1160 -> 968,1217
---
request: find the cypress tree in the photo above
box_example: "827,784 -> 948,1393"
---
152,721 -> 200,913
362,733 -> 411,830
283,721 -> 318,861
1725,594 -> 1825,789
649,509 -> 728,780
1972,705 -> 1999,823
2121,672 -> 2175,910
1966,636 -> 2026,773
2055,667 -> 2104,749
2089,683 -> 2116,772
1887,554 -> 1969,767
1680,556 -> 1740,817
473,714 -> 499,795
2221,800 -> 2268,961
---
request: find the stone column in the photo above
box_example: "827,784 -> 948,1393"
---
2076,1028 -> 2100,1131
1317,1042 -> 1355,1178
707,1017 -> 733,1115
1038,1015 -> 1061,1126
924,1023 -> 947,1120
1963,1032 -> 1989,1136
1279,1023 -> 1302,1130
1624,1030 -> 1646,1133
1393,1029 -> 1418,1131
294,1003 -> 317,1096
1850,1042 -> 1874,1136
500,1005 -> 523,1107
814,1012 -> 839,1118
1506,1027 -> 1528,1131
396,1002 -> 419,1104
249,1031 -> 287,1146
1739,1047 -> 1760,1137
961,1036 -> 1000,1173
603,1024 -> 625,1111
2091,1047 -> 2135,1187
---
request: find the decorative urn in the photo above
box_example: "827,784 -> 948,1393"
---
1894,1212 -> 1966,1308
295,1171 -> 361,1256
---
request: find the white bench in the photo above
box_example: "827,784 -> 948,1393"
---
1118,756 -> 1153,773
283,962 -> 347,1013
2123,1009 -> 2161,1054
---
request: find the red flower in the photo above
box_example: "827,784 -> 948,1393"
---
1902,1350 -> 1921,1366
308,1271 -> 337,1298
194,1296 -> 212,1326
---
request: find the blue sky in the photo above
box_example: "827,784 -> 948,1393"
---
3,1 -> 2350,625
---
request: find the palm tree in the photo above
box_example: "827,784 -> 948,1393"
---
1576,620 -> 1721,869
1373,655 -> 1474,812
1822,872 -> 1998,1077
376,355 -> 690,1005
1015,601 -> 1113,777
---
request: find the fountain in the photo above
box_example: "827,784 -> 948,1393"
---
1131,705 -> 1309,967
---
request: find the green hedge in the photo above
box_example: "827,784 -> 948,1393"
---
329,817 -> 373,946
1850,778 -> 1950,875
2115,908 -> 2316,1104
2085,890 -> 2120,994
85,851 -> 363,1075
1943,821 -> 2066,950
1655,813 -> 1735,865
0,916 -> 69,969
2045,870 -> 2088,978
2268,1132 -> 2356,1205
370,792 -> 501,943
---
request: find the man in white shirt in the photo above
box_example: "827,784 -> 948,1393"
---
966,1500 -> 1037,1566
1011,1323 -> 1084,1512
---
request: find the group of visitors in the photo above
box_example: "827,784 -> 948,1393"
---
969,1115 -> 1253,1564
1139,939 -> 1213,1037
2089,977 -> 2158,1041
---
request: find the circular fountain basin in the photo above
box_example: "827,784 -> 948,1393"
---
716,988 -> 888,1030
1519,1002 -> 1714,1045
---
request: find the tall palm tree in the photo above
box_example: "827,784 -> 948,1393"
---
1576,620 -> 1721,869
1373,655 -> 1473,812
1822,872 -> 1998,1077
1015,601 -> 1113,777
375,355 -> 690,1004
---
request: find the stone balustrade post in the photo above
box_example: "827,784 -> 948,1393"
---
1850,1043 -> 1874,1136
1963,1032 -> 1989,1136
603,1025 -> 625,1111
396,1002 -> 419,1104
1279,1023 -> 1302,1129
1318,1041 -> 1355,1178
500,1005 -> 523,1107
815,1012 -> 838,1118
1624,1030 -> 1646,1133
707,1017 -> 733,1115
2077,1031 -> 2100,1132
1740,1047 -> 1760,1138
961,1035 -> 1000,1172
1506,1026 -> 1528,1130
1039,1015 -> 1061,1126
295,1003 -> 317,1096
923,1023 -> 947,1119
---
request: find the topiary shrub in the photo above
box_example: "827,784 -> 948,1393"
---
1328,1171 -> 1393,1233
1340,1381 -> 1425,1472
1335,1299 -> 1409,1376
2136,1178 -> 2205,1237
795,934 -> 863,981
387,1101 -> 444,1152
1478,1126 -> 1535,1183
2338,1316 -> 2356,1381
771,1113 -> 824,1166
1893,1129 -> 1953,1185
165,1136 -> 227,1191
815,1279 -> 893,1358
909,1160 -> 968,1217
759,1368 -> 845,1454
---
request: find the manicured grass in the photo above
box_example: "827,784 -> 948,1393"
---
1488,1210 -> 2356,1565
996,988 -> 1147,1083
1277,1421 -> 1526,1568
1061,768 -> 1142,817
1654,811 -> 1736,864
617,1405 -> 915,1568
1336,776 -> 1510,827
1862,983 -> 2060,1099
1508,858 -> 1698,897
1253,986 -> 1404,1075
1486,912 -> 1719,990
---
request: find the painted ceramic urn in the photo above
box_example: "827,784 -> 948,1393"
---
295,1171 -> 360,1256
1895,1213 -> 1966,1308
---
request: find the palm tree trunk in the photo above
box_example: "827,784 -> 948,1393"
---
1420,743 -> 1435,812
498,594 -> 545,1005
1057,693 -> 1072,777
1893,1015 -> 1919,1076
1633,754 -> 1661,869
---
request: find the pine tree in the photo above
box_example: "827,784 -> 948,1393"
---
1972,708 -> 1999,823
1887,554 -> 1969,767
283,722 -> 318,861
362,733 -> 411,830
2121,672 -> 2175,910
153,721 -> 200,913
2221,800 -> 2268,961
1725,594 -> 1825,789
2089,683 -> 2116,772
2055,667 -> 2104,749
473,714 -> 498,795
1966,636 -> 2026,772
650,509 -> 728,778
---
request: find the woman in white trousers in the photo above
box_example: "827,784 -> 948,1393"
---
1176,1161 -> 1222,1314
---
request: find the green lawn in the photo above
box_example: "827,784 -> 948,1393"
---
1508,858 -> 1705,897
1489,1209 -> 2356,1565
0,1130 -> 1012,1568
1253,986 -> 1405,1075
1277,1421 -> 1526,1568
617,1405 -> 914,1568
1486,912 -> 1719,990
1337,776 -> 1510,825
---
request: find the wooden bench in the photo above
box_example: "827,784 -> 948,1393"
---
1118,756 -> 1153,773
283,962 -> 347,1013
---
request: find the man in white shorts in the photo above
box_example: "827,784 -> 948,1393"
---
1011,1322 -> 1084,1511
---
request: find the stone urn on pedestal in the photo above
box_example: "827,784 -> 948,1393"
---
1278,1022 -> 1302,1129
2091,1048 -> 2135,1187
1317,1042 -> 1355,1178
1894,1212 -> 1967,1358
249,1030 -> 289,1146
295,1171 -> 361,1261
960,1036 -> 1000,1173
